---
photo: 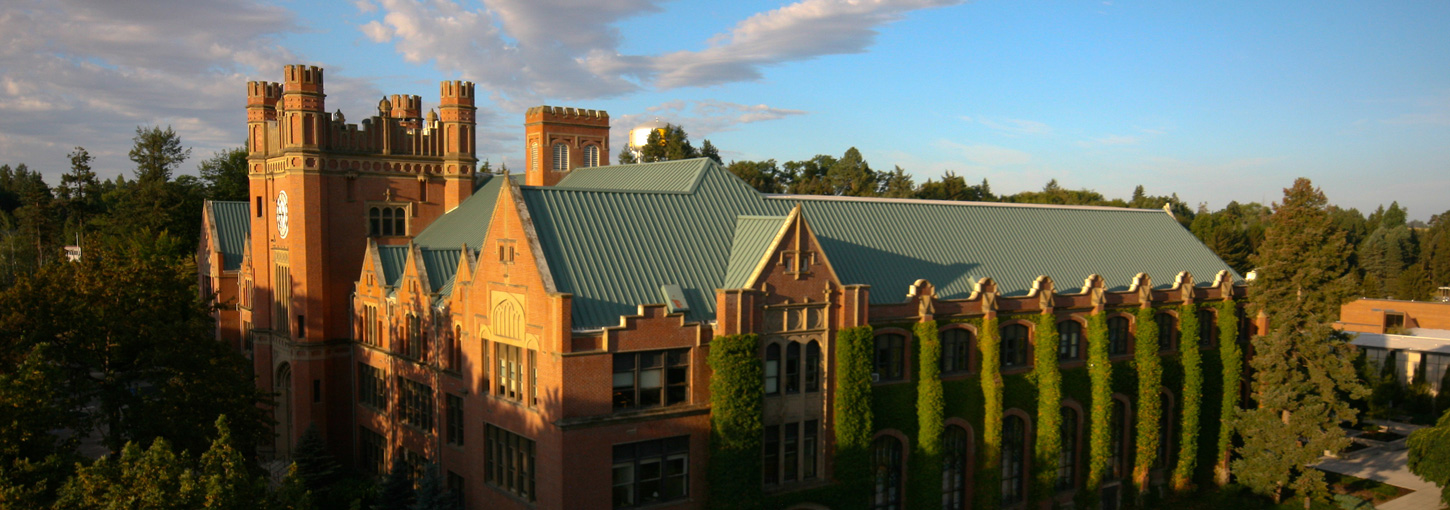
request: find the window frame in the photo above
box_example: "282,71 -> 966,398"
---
612,348 -> 689,411
1001,414 -> 1028,505
484,423 -> 536,502
1001,324 -> 1030,369
871,435 -> 904,510
612,436 -> 690,508
1156,312 -> 1179,352
941,327 -> 974,375
552,142 -> 570,172
941,425 -> 970,510
873,333 -> 906,382
1058,319 -> 1083,361
1107,316 -> 1131,357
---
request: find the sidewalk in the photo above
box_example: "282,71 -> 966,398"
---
1316,435 -> 1445,510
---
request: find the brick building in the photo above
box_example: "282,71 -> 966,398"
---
201,65 -> 1250,509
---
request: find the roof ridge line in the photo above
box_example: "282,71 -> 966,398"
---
764,193 -> 1166,213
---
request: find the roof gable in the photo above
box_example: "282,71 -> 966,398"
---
205,200 -> 250,271
412,173 -> 516,250
723,215 -> 788,290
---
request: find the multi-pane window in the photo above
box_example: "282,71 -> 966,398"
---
1059,320 -> 1082,361
1155,395 -> 1173,470
552,143 -> 570,172
874,333 -> 906,381
485,424 -> 535,502
446,325 -> 462,372
765,344 -> 781,395
1198,309 -> 1216,347
1156,313 -> 1178,352
583,145 -> 601,168
785,343 -> 801,394
529,350 -> 538,407
1109,399 -> 1127,479
404,450 -> 428,484
1423,354 -> 1450,392
1001,324 -> 1030,369
803,419 -> 818,479
871,435 -> 904,510
941,425 -> 968,510
613,436 -> 689,508
368,206 -> 407,236
763,425 -> 779,485
397,377 -> 434,432
612,349 -> 688,410
1058,407 -> 1078,491
1108,316 -> 1131,356
358,363 -> 388,412
404,314 -> 426,361
446,471 -> 465,510
1002,415 -> 1027,505
274,264 -> 291,334
941,328 -> 972,374
360,304 -> 380,346
762,420 -> 819,485
359,426 -> 385,477
804,341 -> 822,392
496,343 -> 526,403
446,393 -> 464,446
1364,347 -> 1391,374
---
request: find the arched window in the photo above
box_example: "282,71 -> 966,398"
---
1108,316 -> 1131,356
1058,406 -> 1079,491
874,333 -> 905,381
765,343 -> 781,395
941,328 -> 973,375
1002,415 -> 1028,505
369,207 -> 381,236
583,145 -> 600,168
1198,309 -> 1216,347
1109,398 -> 1128,480
785,342 -> 801,394
941,425 -> 969,510
804,341 -> 821,392
381,207 -> 395,236
871,436 -> 903,510
552,143 -> 570,172
1001,324 -> 1029,369
1058,320 -> 1082,361
1156,313 -> 1178,352
393,207 -> 405,236
530,141 -> 539,172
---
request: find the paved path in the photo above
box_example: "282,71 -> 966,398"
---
1317,446 -> 1444,510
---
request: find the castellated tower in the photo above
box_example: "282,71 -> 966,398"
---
524,106 -> 610,187
240,65 -> 477,461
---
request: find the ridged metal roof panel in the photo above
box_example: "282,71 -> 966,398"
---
377,245 -> 409,287
412,174 -> 516,251
723,216 -> 788,290
208,200 -> 250,271
420,248 -> 461,294
552,158 -> 712,193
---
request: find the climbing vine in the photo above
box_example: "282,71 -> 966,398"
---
1086,311 -> 1113,493
707,334 -> 764,509
1132,307 -> 1161,493
1033,314 -> 1062,501
833,326 -> 875,486
1214,299 -> 1241,486
1173,304 -> 1202,491
916,321 -> 944,456
979,316 -> 1003,510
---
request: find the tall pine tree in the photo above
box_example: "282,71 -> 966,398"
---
1233,178 -> 1367,506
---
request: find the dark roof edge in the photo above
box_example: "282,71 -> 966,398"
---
764,193 -> 1169,213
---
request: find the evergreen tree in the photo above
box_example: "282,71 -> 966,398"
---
916,172 -> 994,202
292,424 -> 342,493
1423,210 -> 1450,289
1233,178 -> 1367,505
725,160 -> 783,194
271,464 -> 318,510
638,124 -> 699,163
825,147 -> 876,196
55,438 -> 204,510
375,456 -> 414,510
617,146 -> 637,165
199,415 -> 267,509
199,147 -> 250,202
130,125 -> 192,184
875,166 -> 915,198
1407,409 -> 1450,507
408,464 -> 456,510
700,139 -> 723,165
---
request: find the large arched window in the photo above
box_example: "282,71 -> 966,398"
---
369,207 -> 381,236
1058,406 -> 1079,491
381,207 -> 395,236
1001,324 -> 1029,369
941,328 -> 973,375
1058,320 -> 1082,361
941,425 -> 969,510
1156,313 -> 1178,352
765,343 -> 781,395
804,341 -> 821,392
552,143 -> 570,172
874,333 -> 905,381
871,436 -> 903,510
785,342 -> 801,394
1002,415 -> 1028,505
1198,309 -> 1216,347
1108,316 -> 1131,356
583,144 -> 600,168
530,141 -> 540,172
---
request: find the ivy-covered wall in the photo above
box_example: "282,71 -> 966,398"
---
708,334 -> 764,510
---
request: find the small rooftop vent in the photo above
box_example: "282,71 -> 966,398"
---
661,284 -> 689,313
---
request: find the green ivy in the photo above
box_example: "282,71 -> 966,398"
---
1086,311 -> 1113,494
1173,305 -> 1202,491
979,316 -> 1003,510
1132,307 -> 1161,493
1214,299 -> 1241,485
706,334 -> 764,509
834,325 -> 875,492
1033,313 -> 1062,502
916,321 -> 944,456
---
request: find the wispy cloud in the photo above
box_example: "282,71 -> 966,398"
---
609,100 -> 807,154
1379,94 -> 1450,126
963,116 -> 1053,135
1076,134 -> 1139,148
938,140 -> 1033,166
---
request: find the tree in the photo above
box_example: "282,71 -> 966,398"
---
916,172 -> 993,202
130,126 -> 192,184
199,147 -> 250,202
270,464 -> 317,510
292,424 -> 341,493
199,415 -> 267,509
700,139 -> 722,165
1407,409 -> 1450,507
408,464 -> 456,510
617,146 -> 638,165
1233,178 -> 1368,506
638,124 -> 699,163
875,166 -> 915,198
55,439 -> 204,510
824,147 -> 876,196
725,160 -> 783,194
375,456 -> 414,510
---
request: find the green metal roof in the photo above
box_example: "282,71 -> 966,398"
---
377,245 -> 409,288
552,159 -> 711,193
412,174 -> 516,251
723,216 -> 789,290
420,248 -> 461,296
206,200 -> 250,271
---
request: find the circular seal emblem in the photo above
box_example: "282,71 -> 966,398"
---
276,190 -> 290,239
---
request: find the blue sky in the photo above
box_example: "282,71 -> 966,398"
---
1,0 -> 1446,219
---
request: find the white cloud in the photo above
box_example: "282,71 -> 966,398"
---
361,0 -> 962,104
609,99 -> 807,153
939,140 -> 1033,166
360,20 -> 394,43
969,116 -> 1053,135
1076,134 -> 1139,148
